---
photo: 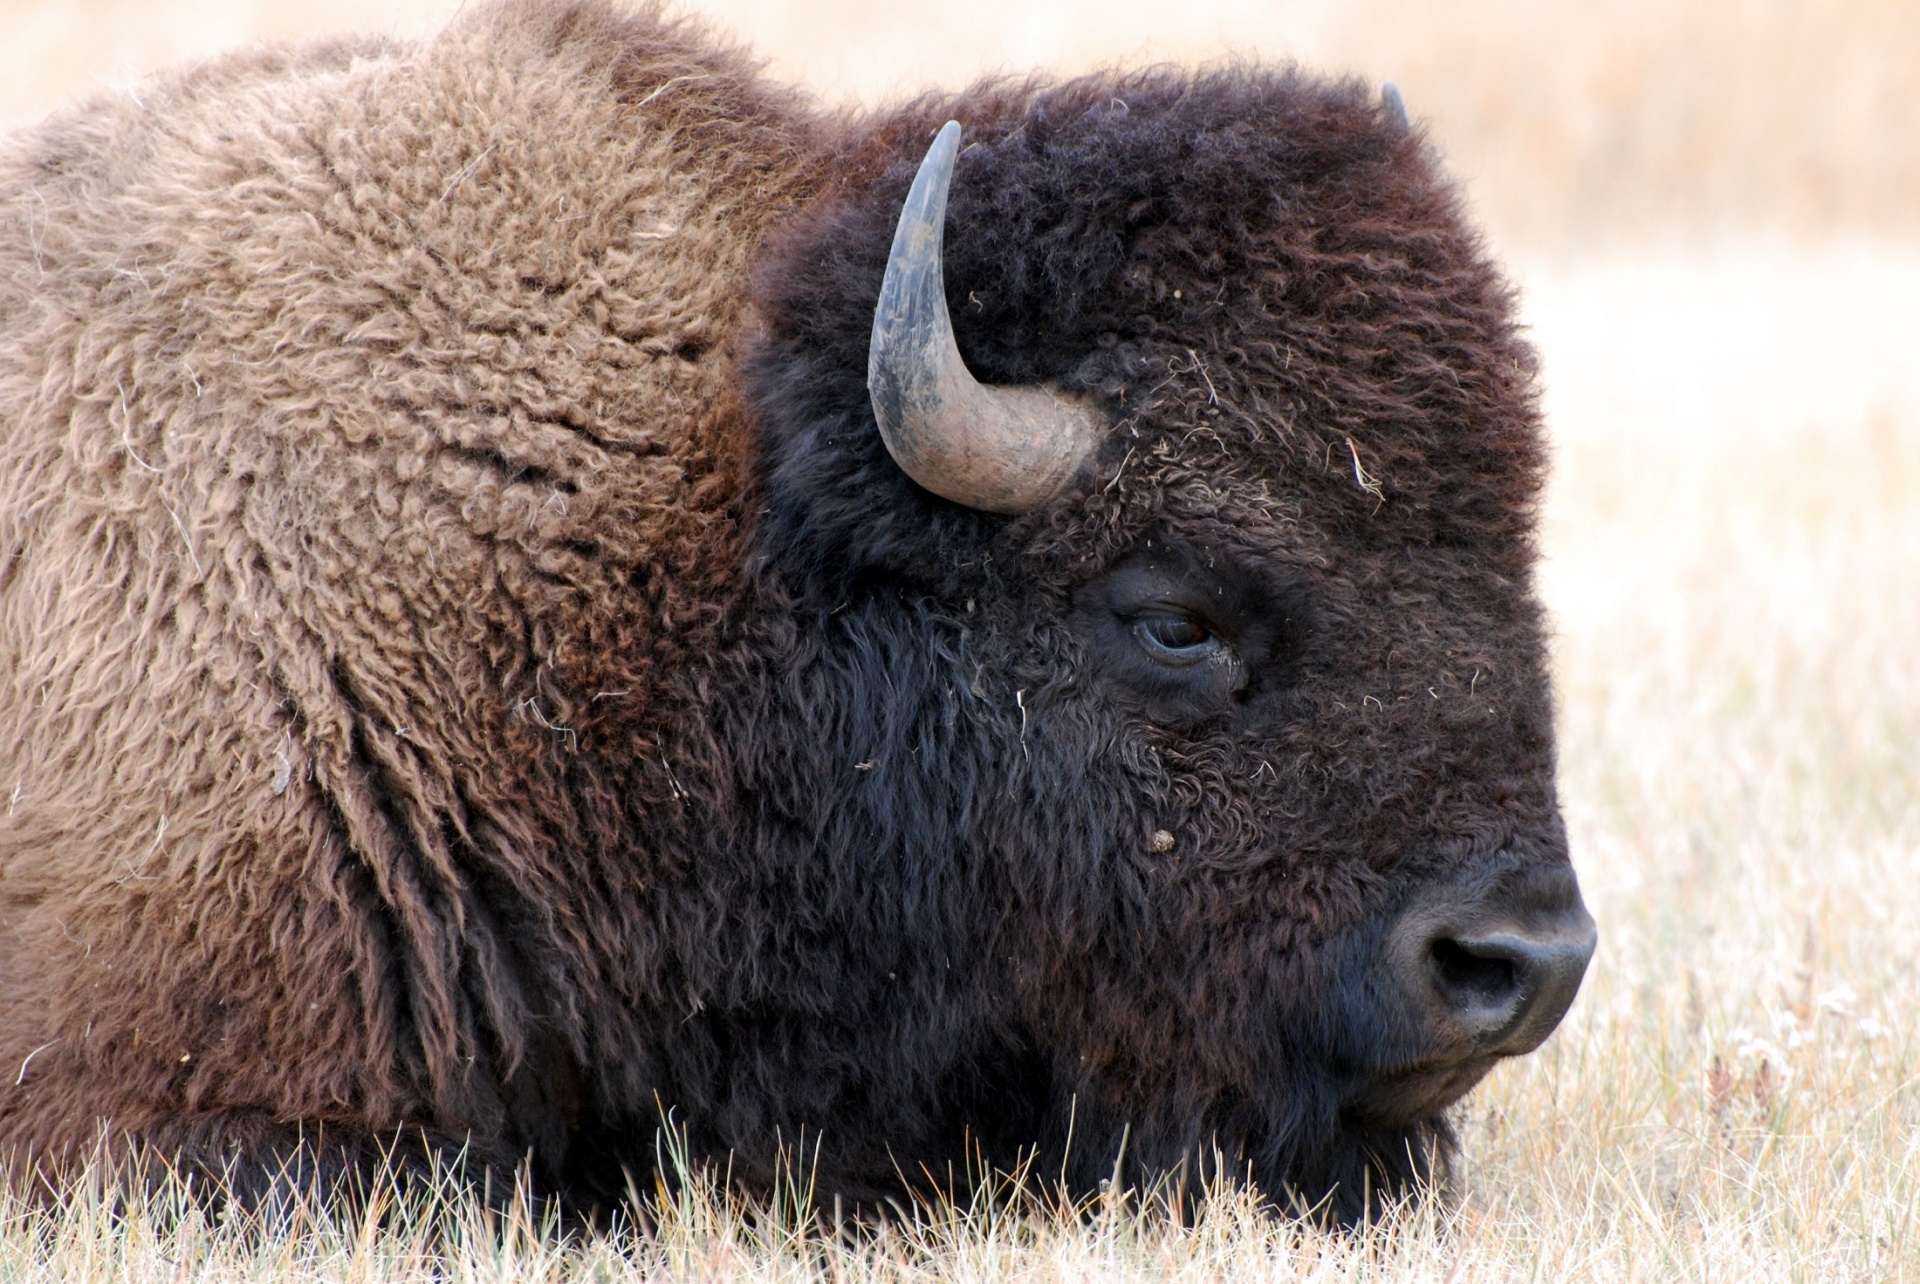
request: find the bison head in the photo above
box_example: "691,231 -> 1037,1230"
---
721,67 -> 1592,1224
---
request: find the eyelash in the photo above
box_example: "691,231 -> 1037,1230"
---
1132,615 -> 1223,663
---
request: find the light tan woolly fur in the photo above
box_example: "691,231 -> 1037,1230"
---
0,0 -> 825,1179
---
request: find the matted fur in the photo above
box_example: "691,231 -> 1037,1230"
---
0,0 -> 1569,1223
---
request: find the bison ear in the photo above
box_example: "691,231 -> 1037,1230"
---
1380,82 -> 1410,134
866,121 -> 1103,514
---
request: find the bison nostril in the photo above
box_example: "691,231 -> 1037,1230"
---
1419,919 -> 1596,1055
1384,870 -> 1597,1075
1428,936 -> 1521,1011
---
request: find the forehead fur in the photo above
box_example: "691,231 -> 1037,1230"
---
749,64 -> 1545,592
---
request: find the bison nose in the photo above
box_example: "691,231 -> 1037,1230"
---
1423,912 -> 1596,1055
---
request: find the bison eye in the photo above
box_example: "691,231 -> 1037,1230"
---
1133,615 -> 1222,665
1073,537 -> 1306,724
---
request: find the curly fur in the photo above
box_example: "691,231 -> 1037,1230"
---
0,0 -> 1568,1224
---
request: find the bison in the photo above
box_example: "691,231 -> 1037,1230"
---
0,0 -> 1595,1223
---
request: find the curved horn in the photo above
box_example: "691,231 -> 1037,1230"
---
867,121 -> 1102,514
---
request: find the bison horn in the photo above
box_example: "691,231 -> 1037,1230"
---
1381,81 -> 1409,133
867,121 -> 1103,514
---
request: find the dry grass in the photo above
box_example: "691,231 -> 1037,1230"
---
3,0 -> 1918,1277
1458,245 -> 1920,1277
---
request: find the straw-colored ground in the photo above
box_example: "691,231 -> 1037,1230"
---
2,0 -> 1917,1278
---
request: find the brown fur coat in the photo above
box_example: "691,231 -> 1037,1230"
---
0,1 -> 821,1180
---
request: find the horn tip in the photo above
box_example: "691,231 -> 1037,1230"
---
1380,81 -> 1409,134
932,119 -> 962,158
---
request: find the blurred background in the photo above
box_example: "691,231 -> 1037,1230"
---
3,0 -> 1918,1261
5,0 -> 1919,252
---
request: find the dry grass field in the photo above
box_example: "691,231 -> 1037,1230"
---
3,0 -> 1917,1278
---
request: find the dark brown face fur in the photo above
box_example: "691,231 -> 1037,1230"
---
738,66 -> 1586,1218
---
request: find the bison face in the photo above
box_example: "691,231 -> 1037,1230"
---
742,67 -> 1591,1221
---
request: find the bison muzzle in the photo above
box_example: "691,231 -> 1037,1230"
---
0,0 -> 1594,1225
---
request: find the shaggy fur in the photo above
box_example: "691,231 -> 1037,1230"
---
0,0 -> 1571,1223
